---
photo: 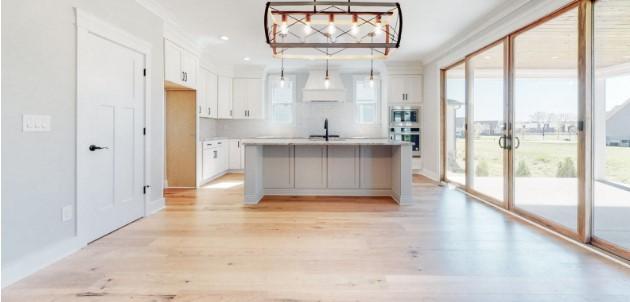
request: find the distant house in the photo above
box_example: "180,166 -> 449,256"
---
607,98 -> 630,147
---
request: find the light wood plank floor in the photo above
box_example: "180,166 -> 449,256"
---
3,174 -> 630,301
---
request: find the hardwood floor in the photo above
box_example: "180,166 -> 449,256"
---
3,173 -> 630,301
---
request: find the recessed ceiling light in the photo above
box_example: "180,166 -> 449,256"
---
484,55 -> 492,60
551,56 -> 560,60
243,57 -> 251,61
220,35 -> 229,41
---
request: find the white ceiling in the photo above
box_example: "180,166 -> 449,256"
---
150,0 -> 511,67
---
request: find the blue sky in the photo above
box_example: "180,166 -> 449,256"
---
447,74 -> 630,121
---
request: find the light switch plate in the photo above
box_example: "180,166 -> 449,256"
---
62,205 -> 73,222
23,114 -> 51,132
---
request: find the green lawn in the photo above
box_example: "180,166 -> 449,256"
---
453,136 -> 630,185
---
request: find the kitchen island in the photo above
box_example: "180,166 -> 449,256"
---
241,138 -> 413,205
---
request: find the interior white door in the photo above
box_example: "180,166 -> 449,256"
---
78,29 -> 145,242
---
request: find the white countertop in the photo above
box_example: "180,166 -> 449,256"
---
241,138 -> 412,146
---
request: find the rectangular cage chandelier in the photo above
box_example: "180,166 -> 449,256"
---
264,1 -> 402,60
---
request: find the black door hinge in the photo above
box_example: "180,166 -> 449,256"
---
143,68 -> 147,77
143,127 -> 146,135
577,121 -> 584,131
143,185 -> 151,194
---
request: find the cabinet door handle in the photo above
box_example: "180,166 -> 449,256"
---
182,71 -> 186,81
230,109 -> 232,117
184,72 -> 188,82
208,107 -> 211,115
199,106 -> 202,114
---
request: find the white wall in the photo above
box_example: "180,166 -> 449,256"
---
1,0 -> 165,285
216,72 -> 387,139
421,0 -> 573,180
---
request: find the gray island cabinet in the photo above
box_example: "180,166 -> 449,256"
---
241,138 -> 413,205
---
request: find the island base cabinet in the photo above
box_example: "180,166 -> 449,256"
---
294,146 -> 327,189
359,146 -> 392,189
262,146 -> 294,189
327,146 -> 360,189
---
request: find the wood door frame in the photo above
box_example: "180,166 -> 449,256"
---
75,8 -> 153,244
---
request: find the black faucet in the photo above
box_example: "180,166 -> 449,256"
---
324,118 -> 329,141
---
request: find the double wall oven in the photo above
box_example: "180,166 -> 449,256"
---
389,106 -> 421,157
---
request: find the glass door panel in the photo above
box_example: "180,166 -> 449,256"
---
593,0 -> 630,255
469,43 -> 506,202
512,7 -> 579,231
445,63 -> 467,185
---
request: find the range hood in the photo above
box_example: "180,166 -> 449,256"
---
303,70 -> 346,102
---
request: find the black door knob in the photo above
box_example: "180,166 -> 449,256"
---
89,144 -> 109,151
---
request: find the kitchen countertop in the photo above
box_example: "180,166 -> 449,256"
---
241,138 -> 412,146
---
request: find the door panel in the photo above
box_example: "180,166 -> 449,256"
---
445,63 -> 467,185
469,43 -> 506,202
592,0 -> 630,256
512,7 -> 579,232
79,30 -> 145,242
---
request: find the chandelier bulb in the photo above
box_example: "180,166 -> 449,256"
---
351,14 -> 359,36
328,14 -> 336,36
304,14 -> 312,35
374,15 -> 382,35
281,15 -> 288,35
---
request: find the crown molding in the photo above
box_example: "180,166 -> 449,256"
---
135,0 -> 201,56
423,0 -> 535,65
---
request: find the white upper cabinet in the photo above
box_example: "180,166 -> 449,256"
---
388,75 -> 422,104
218,76 -> 233,119
207,72 -> 218,118
198,68 -> 218,119
233,78 -> 264,119
164,39 -> 198,89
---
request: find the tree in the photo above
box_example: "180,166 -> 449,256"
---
516,160 -> 531,177
556,157 -> 577,178
476,160 -> 489,177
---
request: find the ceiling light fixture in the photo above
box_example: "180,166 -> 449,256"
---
220,35 -> 229,41
243,57 -> 251,61
264,1 -> 402,61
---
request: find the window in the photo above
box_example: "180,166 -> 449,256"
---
269,74 -> 296,123
354,76 -> 379,124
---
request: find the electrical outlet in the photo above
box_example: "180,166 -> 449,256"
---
62,205 -> 73,222
23,114 -> 51,132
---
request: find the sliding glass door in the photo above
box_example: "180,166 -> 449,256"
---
512,7 -> 580,233
444,63 -> 467,185
592,0 -> 630,257
468,42 -> 506,203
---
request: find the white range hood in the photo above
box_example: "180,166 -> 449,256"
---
302,70 -> 346,102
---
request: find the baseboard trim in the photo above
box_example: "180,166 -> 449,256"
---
264,189 -> 392,197
2,237 -> 85,288
146,197 -> 165,215
418,169 -> 440,182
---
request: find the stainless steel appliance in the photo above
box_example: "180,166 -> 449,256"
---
389,106 -> 421,157
389,105 -> 420,126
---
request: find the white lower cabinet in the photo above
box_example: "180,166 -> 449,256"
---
228,139 -> 244,170
201,140 -> 228,183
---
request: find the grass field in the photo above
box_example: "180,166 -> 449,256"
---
452,136 -> 630,185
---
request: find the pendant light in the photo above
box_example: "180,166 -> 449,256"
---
351,14 -> 359,36
280,34 -> 285,88
369,33 -> 375,87
324,58 -> 330,89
